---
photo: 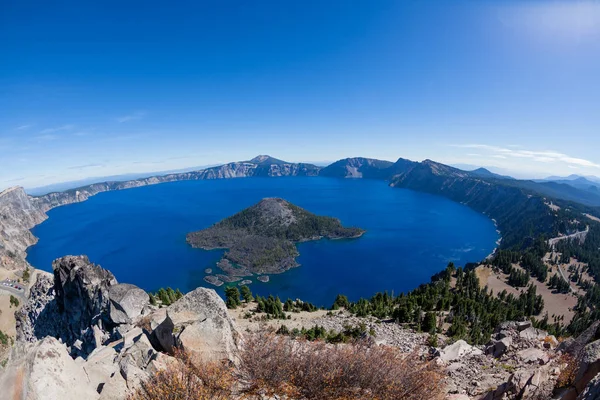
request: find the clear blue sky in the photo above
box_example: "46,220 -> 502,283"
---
2,1 -> 600,189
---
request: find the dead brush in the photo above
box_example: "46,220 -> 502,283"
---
130,333 -> 445,400
238,333 -> 445,400
128,348 -> 235,400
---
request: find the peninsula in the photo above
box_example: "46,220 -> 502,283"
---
186,198 -> 364,284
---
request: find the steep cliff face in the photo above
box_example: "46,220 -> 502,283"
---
391,161 -> 555,248
318,157 -> 415,180
16,256 -> 153,358
0,187 -> 47,270
31,156 -> 321,212
319,157 -> 395,179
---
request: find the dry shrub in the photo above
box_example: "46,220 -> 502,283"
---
129,349 -> 235,400
239,333 -> 445,400
556,352 -> 578,389
130,334 -> 444,400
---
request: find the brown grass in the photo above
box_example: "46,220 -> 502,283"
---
239,333 -> 444,400
130,333 -> 444,400
129,349 -> 235,400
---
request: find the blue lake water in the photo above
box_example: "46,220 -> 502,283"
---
27,177 -> 499,306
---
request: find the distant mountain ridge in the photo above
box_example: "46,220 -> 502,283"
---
319,157 -> 415,179
4,153 -> 600,255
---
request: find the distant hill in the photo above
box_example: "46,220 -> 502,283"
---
247,155 -> 289,165
469,168 -> 514,180
539,176 -> 600,194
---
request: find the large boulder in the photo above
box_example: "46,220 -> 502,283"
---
439,340 -> 483,363
149,287 -> 241,363
0,337 -> 101,400
517,348 -> 550,365
578,373 -> 600,400
109,283 -> 149,324
486,337 -> 512,358
519,327 -> 548,341
574,340 -> 600,393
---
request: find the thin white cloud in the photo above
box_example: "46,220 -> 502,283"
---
34,134 -> 59,141
497,1 -> 600,41
116,111 -> 146,123
451,144 -> 600,169
16,124 -> 32,131
67,163 -> 104,170
39,124 -> 75,134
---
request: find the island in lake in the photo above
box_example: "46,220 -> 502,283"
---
186,197 -> 365,285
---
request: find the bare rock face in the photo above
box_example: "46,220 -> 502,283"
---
574,340 -> 600,394
579,374 -> 600,400
15,273 -> 61,343
0,187 -> 47,270
109,283 -> 150,324
53,256 -> 117,342
16,256 -> 149,358
148,287 -> 242,364
0,337 -> 101,400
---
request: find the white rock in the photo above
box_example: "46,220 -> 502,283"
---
439,340 -> 483,363
0,337 -> 100,400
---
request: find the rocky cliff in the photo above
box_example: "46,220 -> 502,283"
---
5,255 -> 241,400
391,160 -> 558,248
31,155 -> 321,212
0,187 -> 47,270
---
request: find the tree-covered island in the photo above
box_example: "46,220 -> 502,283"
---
187,198 -> 364,283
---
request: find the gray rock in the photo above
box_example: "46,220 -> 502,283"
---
0,337 -> 100,400
109,283 -> 149,324
0,186 -> 47,271
575,339 -> 600,393
578,373 -> 600,400
516,321 -> 532,332
519,327 -> 548,341
162,287 -> 242,363
149,311 -> 176,353
16,255 -> 125,357
486,337 -> 512,358
518,348 -> 550,365
439,340 -> 483,363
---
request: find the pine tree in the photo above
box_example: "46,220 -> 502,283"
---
240,285 -> 253,303
225,286 -> 241,309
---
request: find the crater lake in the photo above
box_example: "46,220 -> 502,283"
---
27,177 -> 499,306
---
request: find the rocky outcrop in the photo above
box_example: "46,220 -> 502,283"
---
16,256 -> 150,357
0,337 -> 102,400
0,187 -> 47,270
5,256 -> 241,399
441,322 -> 561,399
146,287 -> 242,364
0,328 -> 176,400
109,284 -> 151,325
